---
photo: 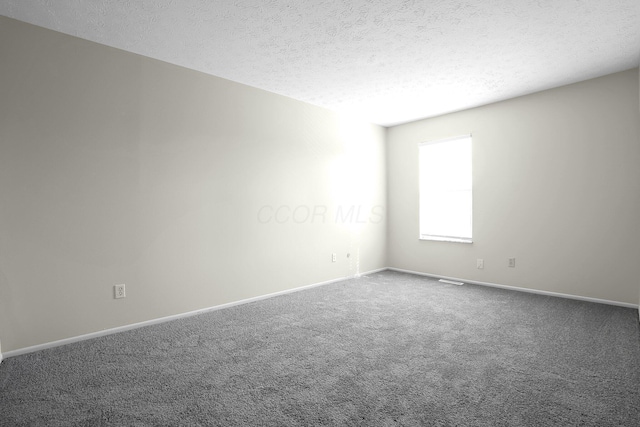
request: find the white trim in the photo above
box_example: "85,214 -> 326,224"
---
5,266 -> 632,359
420,235 -> 473,244
3,268 -> 386,359
387,267 -> 640,309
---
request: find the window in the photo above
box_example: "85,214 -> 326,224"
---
419,135 -> 472,243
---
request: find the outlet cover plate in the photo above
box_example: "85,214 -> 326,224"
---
114,284 -> 126,299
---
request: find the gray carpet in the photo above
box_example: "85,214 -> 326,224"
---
1,270 -> 639,426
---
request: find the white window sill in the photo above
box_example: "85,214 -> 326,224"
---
419,235 -> 473,244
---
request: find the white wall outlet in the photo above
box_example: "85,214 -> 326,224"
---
508,258 -> 516,268
477,259 -> 484,269
332,253 -> 336,262
114,284 -> 126,299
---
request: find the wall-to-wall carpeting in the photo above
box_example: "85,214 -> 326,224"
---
1,271 -> 639,426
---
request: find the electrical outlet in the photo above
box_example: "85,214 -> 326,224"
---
332,253 -> 336,262
114,284 -> 126,299
508,258 -> 516,268
477,259 -> 484,269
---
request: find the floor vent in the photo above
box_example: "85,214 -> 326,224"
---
439,279 -> 464,286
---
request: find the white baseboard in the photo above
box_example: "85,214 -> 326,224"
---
3,268 -> 384,359
387,267 -> 640,309
4,266 -> 634,359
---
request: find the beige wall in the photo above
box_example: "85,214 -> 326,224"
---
1,15 -> 638,356
0,17 -> 387,353
387,69 -> 640,305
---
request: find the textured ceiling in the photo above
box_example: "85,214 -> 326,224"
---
1,1 -> 639,126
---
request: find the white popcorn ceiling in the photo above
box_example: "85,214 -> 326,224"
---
1,1 -> 639,126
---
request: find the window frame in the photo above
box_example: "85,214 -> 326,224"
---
418,134 -> 473,244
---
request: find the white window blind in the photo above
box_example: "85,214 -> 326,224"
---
419,135 -> 472,243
